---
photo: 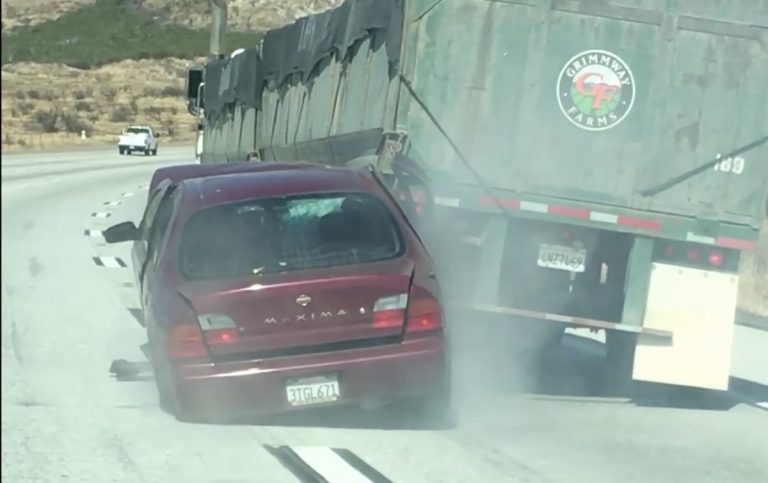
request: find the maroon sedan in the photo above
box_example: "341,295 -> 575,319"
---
104,162 -> 451,423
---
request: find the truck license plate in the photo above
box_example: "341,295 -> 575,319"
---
285,375 -> 340,407
537,244 -> 587,272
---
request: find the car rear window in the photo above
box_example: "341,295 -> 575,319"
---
179,192 -> 405,280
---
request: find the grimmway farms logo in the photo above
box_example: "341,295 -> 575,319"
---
557,50 -> 635,131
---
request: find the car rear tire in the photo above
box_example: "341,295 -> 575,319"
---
118,147 -> 124,155
152,147 -> 158,156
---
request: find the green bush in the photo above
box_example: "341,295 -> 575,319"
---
1,0 -> 262,69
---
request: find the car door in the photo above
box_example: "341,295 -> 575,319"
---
139,187 -> 179,315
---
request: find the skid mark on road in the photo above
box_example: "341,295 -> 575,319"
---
265,445 -> 393,483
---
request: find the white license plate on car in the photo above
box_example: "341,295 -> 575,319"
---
285,375 -> 340,407
537,244 -> 587,272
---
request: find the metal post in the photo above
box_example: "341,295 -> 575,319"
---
209,0 -> 228,58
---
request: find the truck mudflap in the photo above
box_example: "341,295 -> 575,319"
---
632,263 -> 738,391
446,303 -> 673,340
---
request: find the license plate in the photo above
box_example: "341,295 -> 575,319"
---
537,244 -> 587,272
285,375 -> 340,407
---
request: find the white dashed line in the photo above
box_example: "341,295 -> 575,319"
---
92,212 -> 111,218
84,229 -> 103,238
288,447 -> 373,483
121,192 -> 135,198
92,256 -> 127,268
103,200 -> 122,207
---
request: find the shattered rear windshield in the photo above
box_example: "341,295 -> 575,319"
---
179,191 -> 404,280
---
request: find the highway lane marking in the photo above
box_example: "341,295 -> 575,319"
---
103,200 -> 122,207
265,445 -> 393,483
121,192 -> 135,197
84,229 -> 103,238
92,211 -> 111,218
93,256 -> 127,268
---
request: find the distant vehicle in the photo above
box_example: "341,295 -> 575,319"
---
102,162 -> 451,423
118,125 -> 158,156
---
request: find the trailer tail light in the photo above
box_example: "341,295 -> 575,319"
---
708,250 -> 724,268
656,241 -> 737,272
372,294 -> 408,329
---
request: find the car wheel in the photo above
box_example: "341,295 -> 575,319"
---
152,147 -> 158,156
144,149 -> 150,156
118,147 -> 124,155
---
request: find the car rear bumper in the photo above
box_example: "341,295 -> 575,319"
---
169,336 -> 448,416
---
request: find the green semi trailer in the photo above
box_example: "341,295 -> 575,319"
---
187,0 -> 768,391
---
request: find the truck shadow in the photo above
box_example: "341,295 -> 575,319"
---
534,333 -> 743,411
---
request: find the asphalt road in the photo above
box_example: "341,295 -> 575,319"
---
2,146 -> 767,483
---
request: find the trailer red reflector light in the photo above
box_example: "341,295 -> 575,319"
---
617,215 -> 661,230
477,196 -> 520,209
549,205 -> 590,219
686,249 -> 700,262
715,237 -> 756,250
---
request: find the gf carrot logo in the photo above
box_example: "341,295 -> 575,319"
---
557,50 -> 636,131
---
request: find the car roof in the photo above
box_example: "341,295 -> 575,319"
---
179,164 -> 381,208
149,161 -> 322,194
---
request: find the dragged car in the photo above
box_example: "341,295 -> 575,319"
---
103,162 -> 451,423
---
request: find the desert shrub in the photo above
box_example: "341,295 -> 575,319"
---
33,109 -> 60,133
110,105 -> 133,123
61,112 -> 91,134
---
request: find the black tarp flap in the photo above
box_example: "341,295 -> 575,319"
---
204,0 -> 403,117
260,0 -> 403,87
204,58 -> 225,114
234,47 -> 262,108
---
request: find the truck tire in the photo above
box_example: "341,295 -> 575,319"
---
152,147 -> 158,156
144,149 -> 150,156
118,147 -> 124,155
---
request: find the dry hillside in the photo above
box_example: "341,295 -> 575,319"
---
2,0 -> 342,32
1,60 -> 200,149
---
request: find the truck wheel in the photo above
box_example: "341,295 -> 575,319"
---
118,147 -> 124,155
144,149 -> 150,156
152,147 -> 158,156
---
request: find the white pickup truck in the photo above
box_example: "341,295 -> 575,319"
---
118,125 -> 159,156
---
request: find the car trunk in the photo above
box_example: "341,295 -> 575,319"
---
179,259 -> 415,359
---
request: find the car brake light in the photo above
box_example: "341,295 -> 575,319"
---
708,250 -> 724,267
372,294 -> 408,329
405,287 -> 443,335
197,313 -> 240,346
166,324 -> 207,359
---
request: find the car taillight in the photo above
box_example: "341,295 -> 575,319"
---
405,287 -> 443,335
166,324 -> 207,359
372,294 -> 408,329
197,314 -> 240,346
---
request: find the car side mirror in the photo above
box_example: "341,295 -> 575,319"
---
103,221 -> 140,243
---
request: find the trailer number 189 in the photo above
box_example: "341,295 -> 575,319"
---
713,155 -> 745,175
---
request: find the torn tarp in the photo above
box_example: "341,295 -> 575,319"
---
204,0 -> 404,119
260,0 -> 403,87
